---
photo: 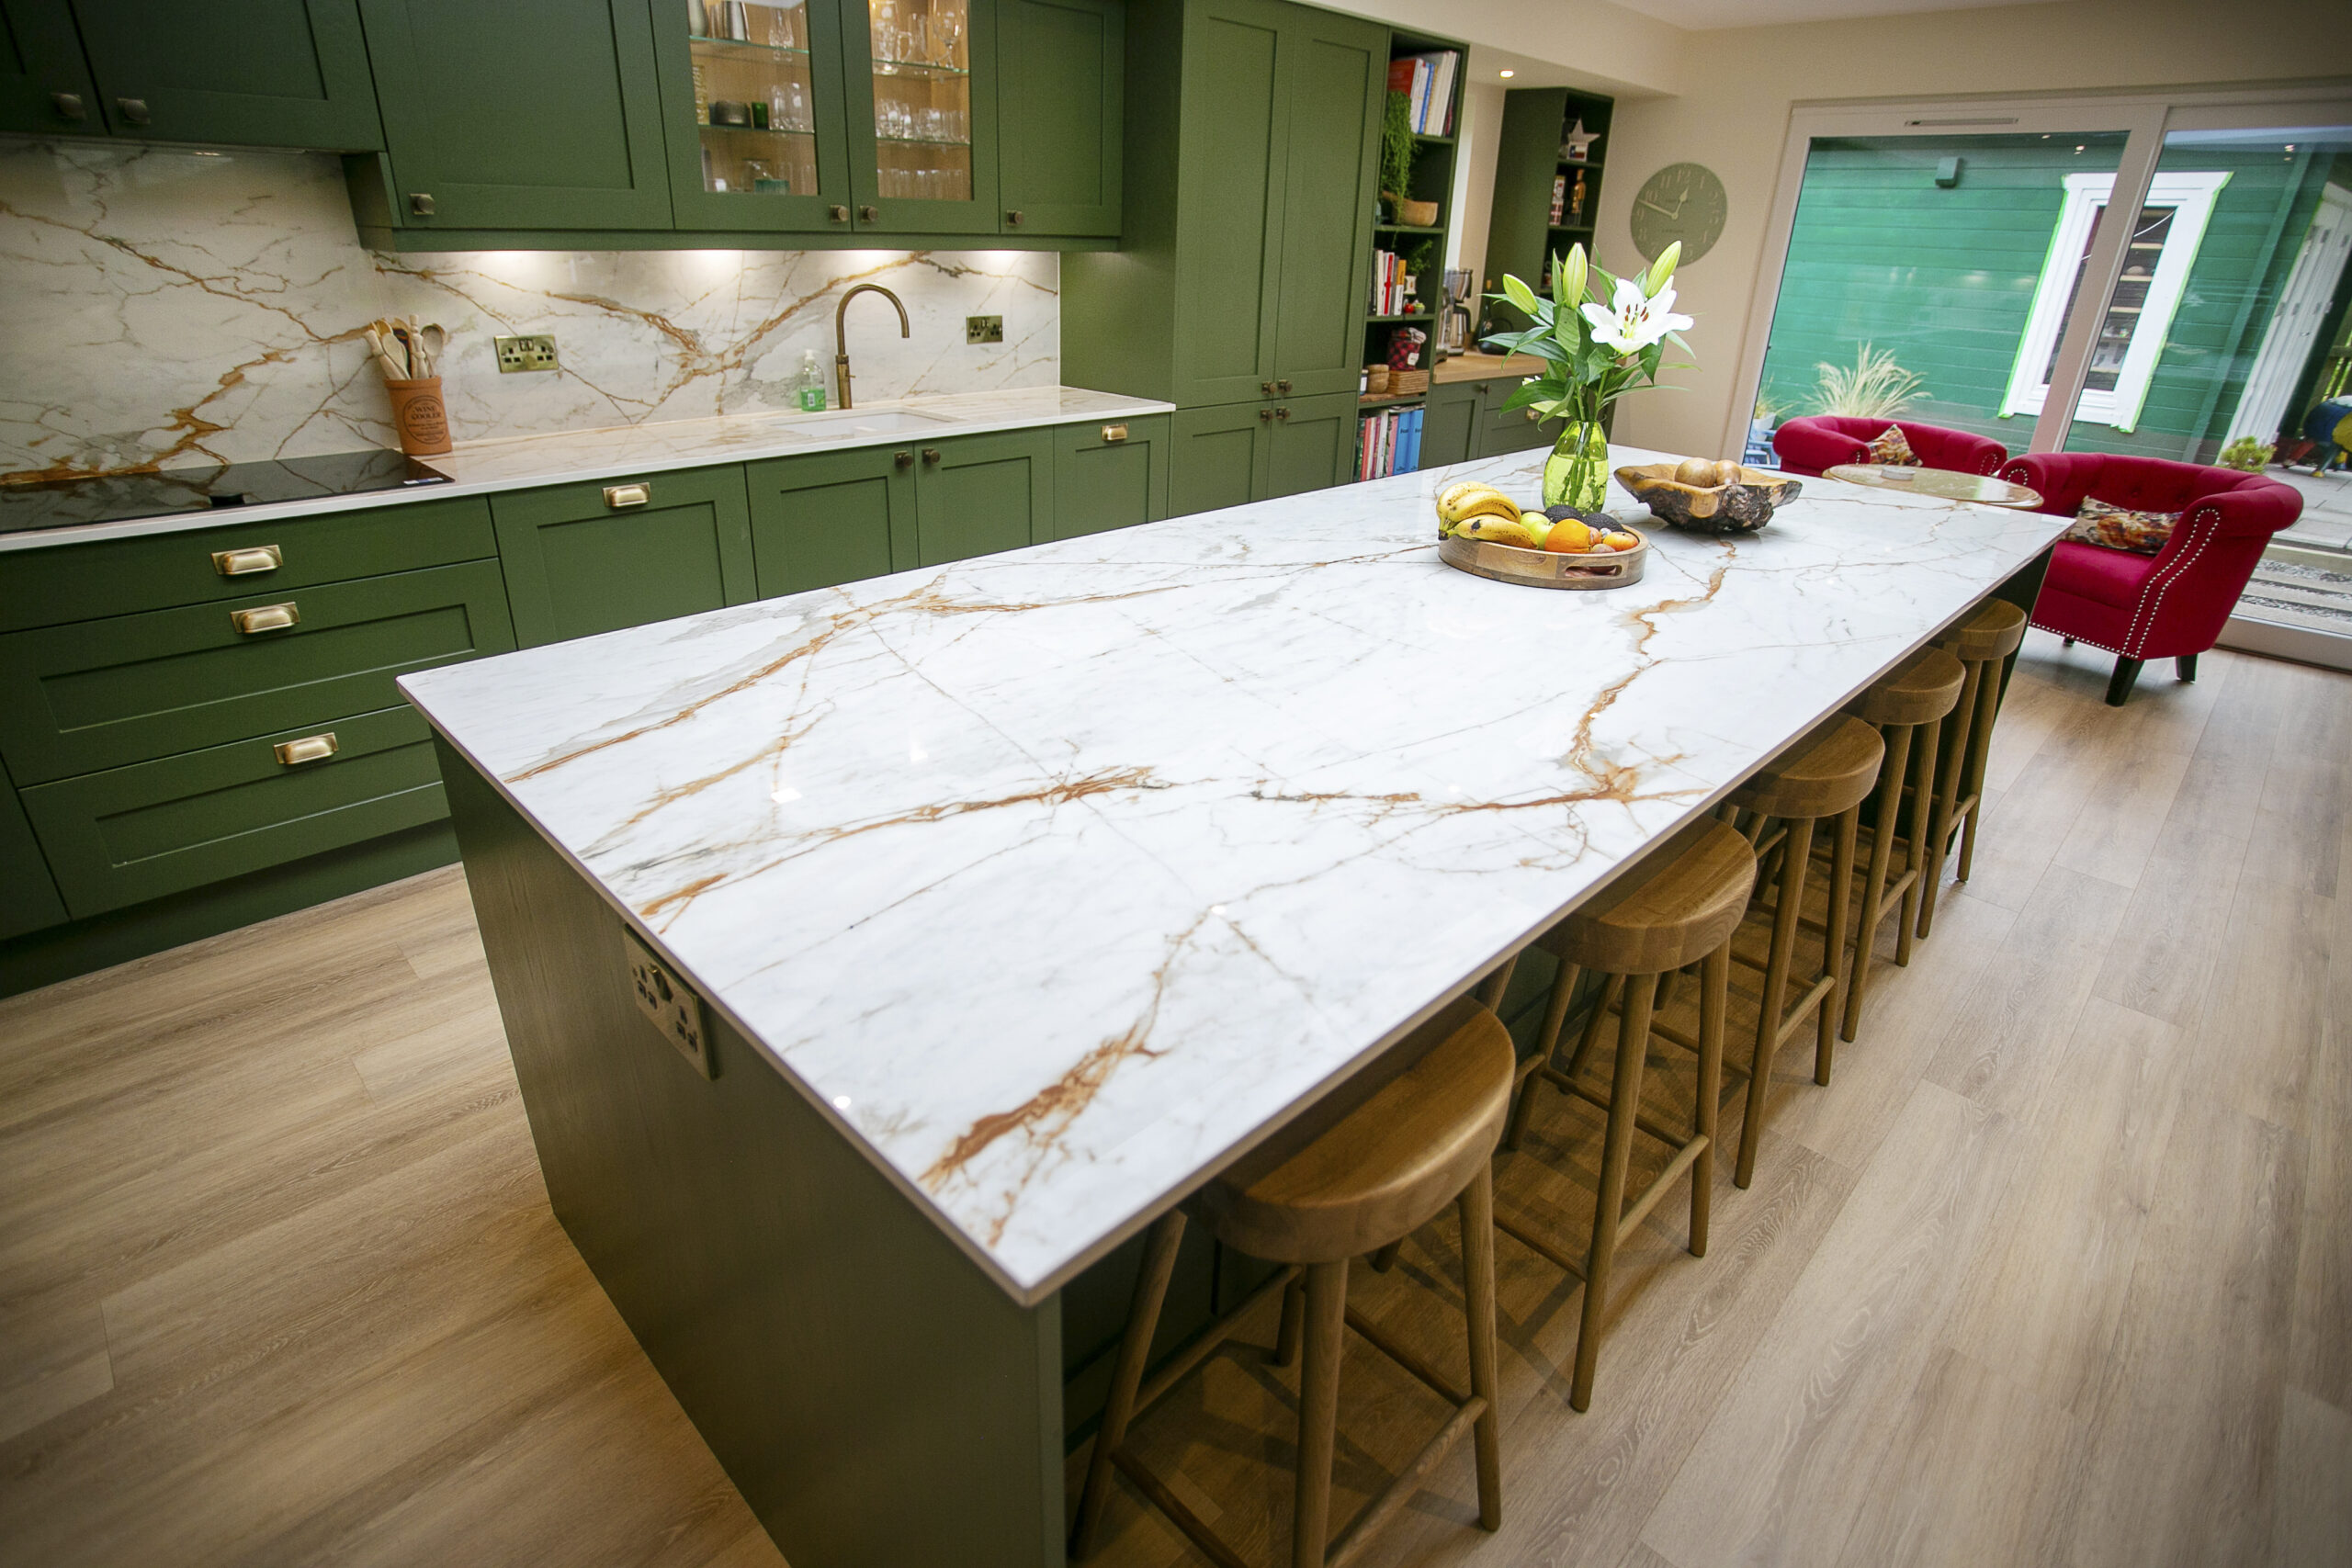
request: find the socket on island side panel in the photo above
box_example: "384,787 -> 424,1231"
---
494,333 -> 560,373
622,926 -> 716,1079
966,315 -> 1003,344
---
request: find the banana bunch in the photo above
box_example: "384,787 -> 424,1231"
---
1435,481 -> 1543,548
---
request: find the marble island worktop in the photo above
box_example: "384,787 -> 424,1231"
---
401,449 -> 2068,1303
0,386 -> 1173,551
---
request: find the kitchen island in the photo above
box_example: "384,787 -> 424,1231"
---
400,447 -> 2066,1566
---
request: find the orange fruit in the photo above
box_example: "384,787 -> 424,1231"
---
1544,516 -> 1593,553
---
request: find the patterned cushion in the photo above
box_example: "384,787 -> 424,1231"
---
2061,495 -> 2181,556
1867,424 -> 1920,466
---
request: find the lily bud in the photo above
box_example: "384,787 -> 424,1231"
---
1644,242 -> 1681,297
1561,243 -> 1589,310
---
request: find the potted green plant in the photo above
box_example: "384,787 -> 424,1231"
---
1381,93 -> 1436,225
2218,435 -> 2275,471
1809,343 -> 1923,419
1482,242 -> 1694,510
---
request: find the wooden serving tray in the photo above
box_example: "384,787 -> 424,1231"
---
1437,527 -> 1647,590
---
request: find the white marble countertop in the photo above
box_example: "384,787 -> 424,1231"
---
401,449 -> 2067,1303
0,387 -> 1172,552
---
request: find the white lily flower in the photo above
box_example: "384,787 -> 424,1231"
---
1579,277 -> 1693,355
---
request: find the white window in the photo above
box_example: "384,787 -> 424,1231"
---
2001,170 -> 2231,432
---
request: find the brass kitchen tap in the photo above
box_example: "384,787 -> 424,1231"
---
833,284 -> 910,411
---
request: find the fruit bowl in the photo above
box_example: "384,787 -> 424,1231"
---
1616,459 -> 1802,535
1431,480 -> 1649,590
1437,525 -> 1647,590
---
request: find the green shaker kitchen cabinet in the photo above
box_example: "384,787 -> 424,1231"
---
0,754 -> 66,941
997,0 -> 1122,238
1476,378 -> 1557,458
840,0 -> 1001,237
915,427 -> 1051,565
1419,379 -> 1477,469
0,0 -> 98,137
1262,389 -> 1354,497
492,466 -> 758,647
1052,413 -> 1167,537
1168,393 -> 1344,516
747,444 -> 913,597
654,0 -> 858,236
1264,4 -> 1384,400
67,0 -> 381,147
355,0 -> 674,231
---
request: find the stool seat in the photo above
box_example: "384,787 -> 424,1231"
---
1731,716 -> 1883,822
1541,818 -> 1755,976
1848,646 -> 1964,728
1939,598 -> 2028,663
1198,1006 -> 1515,1263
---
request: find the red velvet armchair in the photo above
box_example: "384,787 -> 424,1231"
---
1771,416 -> 2008,479
2001,452 -> 2303,705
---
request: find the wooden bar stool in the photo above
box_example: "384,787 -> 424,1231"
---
1917,599 -> 2029,940
1497,820 -> 1756,1411
1838,646 -> 1965,1043
1069,998 -> 1514,1568
1717,716 -> 1881,1179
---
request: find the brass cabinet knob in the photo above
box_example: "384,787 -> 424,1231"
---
921,448 -> 941,465
51,92 -> 85,120
604,482 -> 651,509
273,733 -> 339,766
1006,209 -> 1025,226
231,602 -> 299,636
1258,408 -> 1272,422
1261,380 -> 1276,396
1101,423 -> 1128,444
1274,407 -> 1291,421
894,449 -> 914,468
115,96 -> 150,125
829,204 -> 849,223
858,204 -> 878,222
408,192 -> 435,217
211,544 -> 282,577
1277,378 -> 1293,393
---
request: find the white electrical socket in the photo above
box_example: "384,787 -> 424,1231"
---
623,926 -> 715,1078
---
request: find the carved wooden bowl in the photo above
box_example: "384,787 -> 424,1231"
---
1615,463 -> 1803,535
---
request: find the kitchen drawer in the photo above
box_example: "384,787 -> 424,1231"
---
0,752 -> 66,940
492,467 -> 757,648
21,705 -> 447,919
1052,415 -> 1170,538
0,559 -> 514,784
1,494 -> 496,632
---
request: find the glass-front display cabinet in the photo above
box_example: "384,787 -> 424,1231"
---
843,0 -> 999,234
658,0 -> 855,231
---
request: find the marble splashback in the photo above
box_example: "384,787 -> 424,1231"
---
0,140 -> 1057,481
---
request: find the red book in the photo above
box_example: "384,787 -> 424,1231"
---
1387,58 -> 1416,94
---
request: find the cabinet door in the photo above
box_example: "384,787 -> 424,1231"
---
68,0 -> 381,148
996,0 -> 1120,238
493,467 -> 757,646
1170,0 -> 1283,407
747,443 -> 914,596
1169,402 -> 1266,519
842,0 -> 1000,236
655,0 -> 857,234
1053,415 -> 1168,538
1266,5 -> 1383,399
1419,381 -> 1478,469
357,0 -> 673,231
1263,391 -> 1353,500
1476,389 -> 1558,458
0,0 -> 98,137
914,427 -> 1050,566
0,754 -> 65,940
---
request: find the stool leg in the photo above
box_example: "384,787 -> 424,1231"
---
1507,958 -> 1581,1151
1916,660 -> 1983,942
1816,802 -> 1858,1086
1275,1274 -> 1305,1368
1738,815 -> 1813,1190
1571,970 -> 1656,1412
1843,723 -> 1912,1043
1071,1211 -> 1188,1560
1894,716 -> 1939,968
1456,1166 -> 1503,1531
1476,953 -> 1517,1012
1956,660 -> 2001,884
1563,972 -> 1623,1083
1691,943 -> 1728,1257
1293,1258 -> 1350,1568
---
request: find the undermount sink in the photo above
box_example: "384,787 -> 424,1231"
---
791,407 -> 956,435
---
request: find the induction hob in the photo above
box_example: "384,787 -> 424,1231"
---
0,448 -> 453,535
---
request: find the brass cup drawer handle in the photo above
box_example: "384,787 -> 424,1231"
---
1101,423 -> 1128,444
274,733 -> 339,767
605,483 -> 651,509
212,544 -> 283,576
231,602 -> 300,635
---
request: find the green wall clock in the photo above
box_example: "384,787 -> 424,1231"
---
1630,163 -> 1729,265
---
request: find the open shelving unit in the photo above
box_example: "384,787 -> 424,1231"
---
1483,85 -> 1617,333
1356,28 -> 1466,480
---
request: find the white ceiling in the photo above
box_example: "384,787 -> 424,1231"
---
1608,0 -> 2064,28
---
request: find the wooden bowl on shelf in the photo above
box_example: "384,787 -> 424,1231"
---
1395,197 -> 1441,227
1615,461 -> 1802,536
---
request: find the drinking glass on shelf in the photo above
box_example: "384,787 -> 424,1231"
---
785,77 -> 808,130
940,6 -> 964,66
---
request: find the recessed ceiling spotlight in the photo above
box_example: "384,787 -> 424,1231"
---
1498,69 -> 1515,78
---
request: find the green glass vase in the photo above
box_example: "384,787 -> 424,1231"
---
1543,420 -> 1610,512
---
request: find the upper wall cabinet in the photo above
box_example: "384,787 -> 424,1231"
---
997,0 -> 1120,237
0,0 -> 382,146
840,0 -> 999,236
654,0 -> 855,233
357,0 -> 674,231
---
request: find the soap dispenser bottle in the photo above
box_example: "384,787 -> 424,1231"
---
797,348 -> 826,412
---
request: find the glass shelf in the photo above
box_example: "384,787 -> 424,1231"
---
701,120 -> 818,138
876,133 -> 969,148
872,56 -> 969,78
688,34 -> 810,57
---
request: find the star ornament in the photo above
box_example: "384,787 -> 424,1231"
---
1580,278 -> 1693,355
1562,118 -> 1600,162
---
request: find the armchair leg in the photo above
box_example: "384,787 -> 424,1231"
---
2105,657 -> 2144,707
2177,653 -> 2198,683
2062,637 -> 2075,648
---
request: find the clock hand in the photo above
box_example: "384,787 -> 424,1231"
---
1637,197 -> 1678,219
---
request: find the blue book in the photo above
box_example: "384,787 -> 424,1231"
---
1398,407 -> 1421,473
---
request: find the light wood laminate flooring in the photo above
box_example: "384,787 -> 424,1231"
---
2,634 -> 2346,1568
